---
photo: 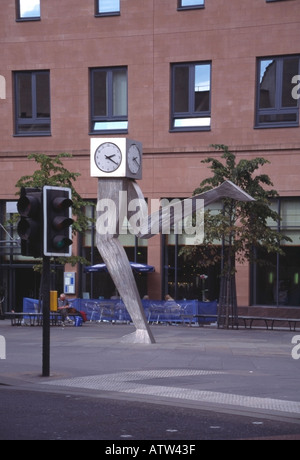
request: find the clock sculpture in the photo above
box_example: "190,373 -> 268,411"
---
91,138 -> 254,344
91,139 -> 142,179
91,138 -> 155,344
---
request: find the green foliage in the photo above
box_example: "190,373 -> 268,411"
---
16,153 -> 94,266
181,144 -> 290,273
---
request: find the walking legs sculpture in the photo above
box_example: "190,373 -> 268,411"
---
96,179 -> 254,344
96,179 -> 155,344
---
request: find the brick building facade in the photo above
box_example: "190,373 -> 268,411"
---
0,0 -> 299,312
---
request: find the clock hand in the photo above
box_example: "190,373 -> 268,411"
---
133,157 -> 140,166
105,155 -> 119,166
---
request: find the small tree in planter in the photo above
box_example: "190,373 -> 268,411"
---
181,145 -> 290,328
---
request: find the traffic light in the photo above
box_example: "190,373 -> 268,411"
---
17,188 -> 43,258
43,186 -> 73,257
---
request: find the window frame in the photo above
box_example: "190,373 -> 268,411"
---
90,67 -> 128,135
170,62 -> 212,133
16,0 -> 41,22
255,55 -> 300,129
95,0 -> 121,17
177,0 -> 205,11
14,70 -> 51,137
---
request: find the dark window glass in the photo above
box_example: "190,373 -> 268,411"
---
93,71 -> 107,117
174,67 -> 189,113
91,67 -> 128,134
171,62 -> 211,131
17,73 -> 33,118
36,72 -> 50,118
282,58 -> 299,108
15,71 -> 51,136
256,56 -> 300,128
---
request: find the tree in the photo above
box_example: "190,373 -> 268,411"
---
181,144 -> 290,328
16,152 -> 94,268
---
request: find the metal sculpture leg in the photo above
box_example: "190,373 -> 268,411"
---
96,178 -> 254,345
96,179 -> 155,344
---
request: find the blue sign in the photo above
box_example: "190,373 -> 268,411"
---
64,272 -> 76,294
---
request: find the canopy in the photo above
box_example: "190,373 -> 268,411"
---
84,262 -> 155,274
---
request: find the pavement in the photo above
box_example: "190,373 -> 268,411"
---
1,319 -> 300,439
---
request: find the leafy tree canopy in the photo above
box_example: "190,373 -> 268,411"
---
16,152 -> 94,267
181,144 -> 290,271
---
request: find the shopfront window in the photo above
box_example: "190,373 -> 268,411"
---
0,200 -> 63,312
82,204 -> 148,299
253,198 -> 300,306
162,231 -> 221,301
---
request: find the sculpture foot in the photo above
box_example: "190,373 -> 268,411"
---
120,329 -> 155,344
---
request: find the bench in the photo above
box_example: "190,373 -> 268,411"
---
194,314 -> 218,326
194,314 -> 300,331
5,312 -> 80,327
5,312 -> 42,326
239,316 -> 300,331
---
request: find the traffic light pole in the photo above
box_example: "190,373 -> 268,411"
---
42,256 -> 51,377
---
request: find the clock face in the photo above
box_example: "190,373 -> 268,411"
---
128,144 -> 141,175
94,142 -> 122,173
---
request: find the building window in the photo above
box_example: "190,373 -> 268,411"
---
171,62 -> 211,131
16,0 -> 40,21
14,71 -> 51,136
96,0 -> 120,16
256,56 -> 300,128
90,67 -> 128,134
178,0 -> 205,9
253,198 -> 300,307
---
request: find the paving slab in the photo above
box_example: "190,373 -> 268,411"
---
0,320 -> 300,422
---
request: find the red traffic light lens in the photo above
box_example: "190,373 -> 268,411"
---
17,195 -> 40,217
52,197 -> 73,210
53,216 -> 74,231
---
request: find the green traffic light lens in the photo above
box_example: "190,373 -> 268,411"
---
53,236 -> 72,250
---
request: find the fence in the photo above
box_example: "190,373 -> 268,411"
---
22,297 -> 217,325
